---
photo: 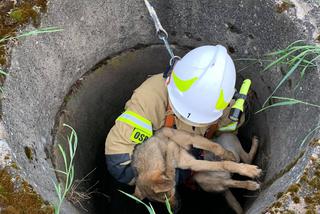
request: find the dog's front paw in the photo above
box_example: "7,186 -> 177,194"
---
239,164 -> 262,178
222,150 -> 236,161
246,181 -> 260,191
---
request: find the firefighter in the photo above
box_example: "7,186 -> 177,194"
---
104,45 -> 248,185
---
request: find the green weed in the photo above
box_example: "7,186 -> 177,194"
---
0,27 -> 63,43
239,41 -> 320,150
299,125 -> 320,149
0,69 -> 7,93
53,124 -> 78,214
119,190 -> 156,214
236,41 -> 319,108
256,96 -> 320,114
119,190 -> 173,214
0,69 -> 8,76
261,40 -> 320,107
0,27 -> 62,93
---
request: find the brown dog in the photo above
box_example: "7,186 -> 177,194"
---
131,127 -> 261,208
193,133 -> 259,214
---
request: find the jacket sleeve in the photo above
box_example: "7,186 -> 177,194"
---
105,153 -> 135,184
105,120 -> 137,184
104,74 -> 167,184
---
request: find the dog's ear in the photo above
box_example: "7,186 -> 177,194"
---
133,186 -> 144,200
150,170 -> 173,193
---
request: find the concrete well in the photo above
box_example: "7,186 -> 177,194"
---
1,0 -> 320,213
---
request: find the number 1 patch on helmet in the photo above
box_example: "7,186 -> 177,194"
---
130,128 -> 151,144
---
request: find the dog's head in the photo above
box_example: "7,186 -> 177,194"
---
134,169 -> 176,207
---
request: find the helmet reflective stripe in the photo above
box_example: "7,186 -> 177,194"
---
172,70 -> 198,92
167,45 -> 236,125
116,110 -> 153,136
216,89 -> 229,110
218,122 -> 238,132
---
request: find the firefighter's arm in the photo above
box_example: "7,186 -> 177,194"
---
105,121 -> 137,184
105,74 -> 167,184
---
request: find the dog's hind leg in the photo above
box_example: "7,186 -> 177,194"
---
223,179 -> 260,190
239,136 -> 259,164
159,127 -> 236,161
224,190 -> 243,214
177,149 -> 261,178
193,173 -> 260,191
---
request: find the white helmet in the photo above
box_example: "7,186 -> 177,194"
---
167,45 -> 236,126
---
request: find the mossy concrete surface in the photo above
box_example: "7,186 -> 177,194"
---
263,140 -> 320,214
0,0 -> 48,65
0,0 -> 319,213
0,122 -> 54,214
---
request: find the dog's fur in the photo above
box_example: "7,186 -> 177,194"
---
131,127 -> 261,210
194,133 -> 259,214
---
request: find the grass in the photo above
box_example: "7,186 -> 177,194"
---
255,96 -> 320,114
0,26 -> 62,93
66,168 -> 99,212
119,190 -> 173,214
0,26 -> 63,44
236,40 -> 319,108
299,125 -> 320,149
53,124 -> 78,214
0,69 -> 8,93
119,190 -> 157,214
0,69 -> 8,76
239,40 -> 320,149
260,40 -> 320,107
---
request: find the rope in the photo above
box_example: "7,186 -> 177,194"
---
144,0 -> 180,66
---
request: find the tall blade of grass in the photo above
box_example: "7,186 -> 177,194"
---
299,125 -> 320,149
286,40 -> 305,49
73,128 -> 78,154
63,124 -> 77,166
256,96 -> 320,113
119,190 -> 156,214
15,27 -> 63,39
54,169 -> 68,175
294,54 -> 320,91
262,49 -> 299,72
148,203 -> 156,214
265,44 -> 312,57
0,27 -> 63,43
262,56 -> 304,107
272,96 -> 320,108
0,69 -> 8,76
256,100 -> 299,114
0,35 -> 11,43
299,55 -> 320,79
58,144 -> 68,172
67,167 -> 74,191
53,183 -> 61,199
234,58 -> 274,62
68,132 -> 74,162
286,49 -> 312,65
165,195 -> 173,214
118,190 -> 147,207
53,124 -> 79,214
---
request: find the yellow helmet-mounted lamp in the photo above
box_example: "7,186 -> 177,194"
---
229,79 -> 251,122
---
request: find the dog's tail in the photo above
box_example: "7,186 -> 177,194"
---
224,190 -> 243,214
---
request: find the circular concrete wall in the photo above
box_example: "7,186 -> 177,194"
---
2,0 -> 320,213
